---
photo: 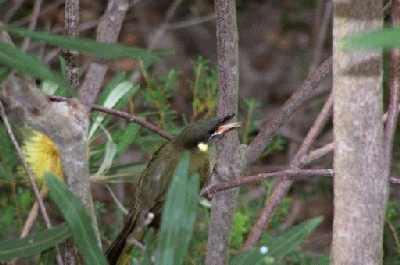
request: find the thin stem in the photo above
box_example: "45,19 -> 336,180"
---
48,95 -> 173,140
201,169 -> 334,196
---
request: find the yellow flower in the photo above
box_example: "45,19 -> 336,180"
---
23,131 -> 63,185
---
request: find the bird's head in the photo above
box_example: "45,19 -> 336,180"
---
175,113 -> 240,150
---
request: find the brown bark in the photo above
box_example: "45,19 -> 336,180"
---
332,0 -> 387,264
205,1 -> 240,264
64,0 -> 80,91
79,0 -> 129,108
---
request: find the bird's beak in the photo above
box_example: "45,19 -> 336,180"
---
209,122 -> 241,141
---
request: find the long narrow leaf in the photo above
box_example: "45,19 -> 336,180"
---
155,152 -> 199,265
0,224 -> 70,261
262,216 -> 323,258
89,81 -> 135,138
0,43 -> 68,89
231,217 -> 323,265
230,247 -> 270,265
342,27 -> 400,50
46,173 -> 108,265
5,26 -> 160,64
95,126 -> 117,176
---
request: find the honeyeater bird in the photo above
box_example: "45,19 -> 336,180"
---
106,114 -> 240,265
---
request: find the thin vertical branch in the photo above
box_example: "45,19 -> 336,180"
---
245,57 -> 332,165
385,0 -> 400,168
242,93 -> 333,250
21,0 -> 43,52
79,0 -> 129,108
205,1 -> 240,265
310,0 -> 332,71
64,0 -> 80,91
4,0 -> 26,23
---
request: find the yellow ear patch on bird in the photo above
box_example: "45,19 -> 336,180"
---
197,142 -> 209,152
23,131 -> 63,185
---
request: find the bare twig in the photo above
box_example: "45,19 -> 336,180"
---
21,0 -> 43,52
48,95 -> 173,140
0,99 -> 64,265
246,57 -> 332,165
20,188 -> 47,238
64,0 -> 80,91
201,169 -> 333,196
205,1 -> 240,265
79,0 -> 130,108
299,142 -> 334,166
148,0 -> 183,49
165,14 -> 216,30
4,0 -> 26,23
13,0 -> 64,26
129,0 -> 184,82
204,169 -> 400,195
391,177 -> 400,183
310,0 -> 332,71
242,93 -> 333,250
106,185 -> 128,215
385,0 -> 400,170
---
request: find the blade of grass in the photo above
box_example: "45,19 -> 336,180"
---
0,224 -> 70,261
5,26 -> 161,65
46,173 -> 108,265
0,43 -> 68,89
155,152 -> 199,265
342,27 -> 400,50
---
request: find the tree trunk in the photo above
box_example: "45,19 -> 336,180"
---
332,0 -> 388,264
205,0 -> 240,264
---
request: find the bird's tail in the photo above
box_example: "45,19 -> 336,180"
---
105,211 -> 139,265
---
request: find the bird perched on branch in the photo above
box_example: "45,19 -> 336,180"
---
106,114 -> 240,265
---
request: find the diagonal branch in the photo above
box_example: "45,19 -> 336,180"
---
242,92 -> 333,250
202,168 -> 334,196
246,57 -> 332,165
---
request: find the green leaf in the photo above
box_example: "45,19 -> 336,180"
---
0,125 -> 17,180
231,217 -> 323,265
155,152 -> 199,265
39,248 -> 56,265
95,126 -> 117,176
89,81 -> 136,138
45,173 -> 108,265
5,26 -> 160,64
230,247 -> 271,265
342,27 -> 400,50
0,43 -> 68,90
114,123 -> 140,158
0,224 -> 70,261
262,216 -> 323,258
